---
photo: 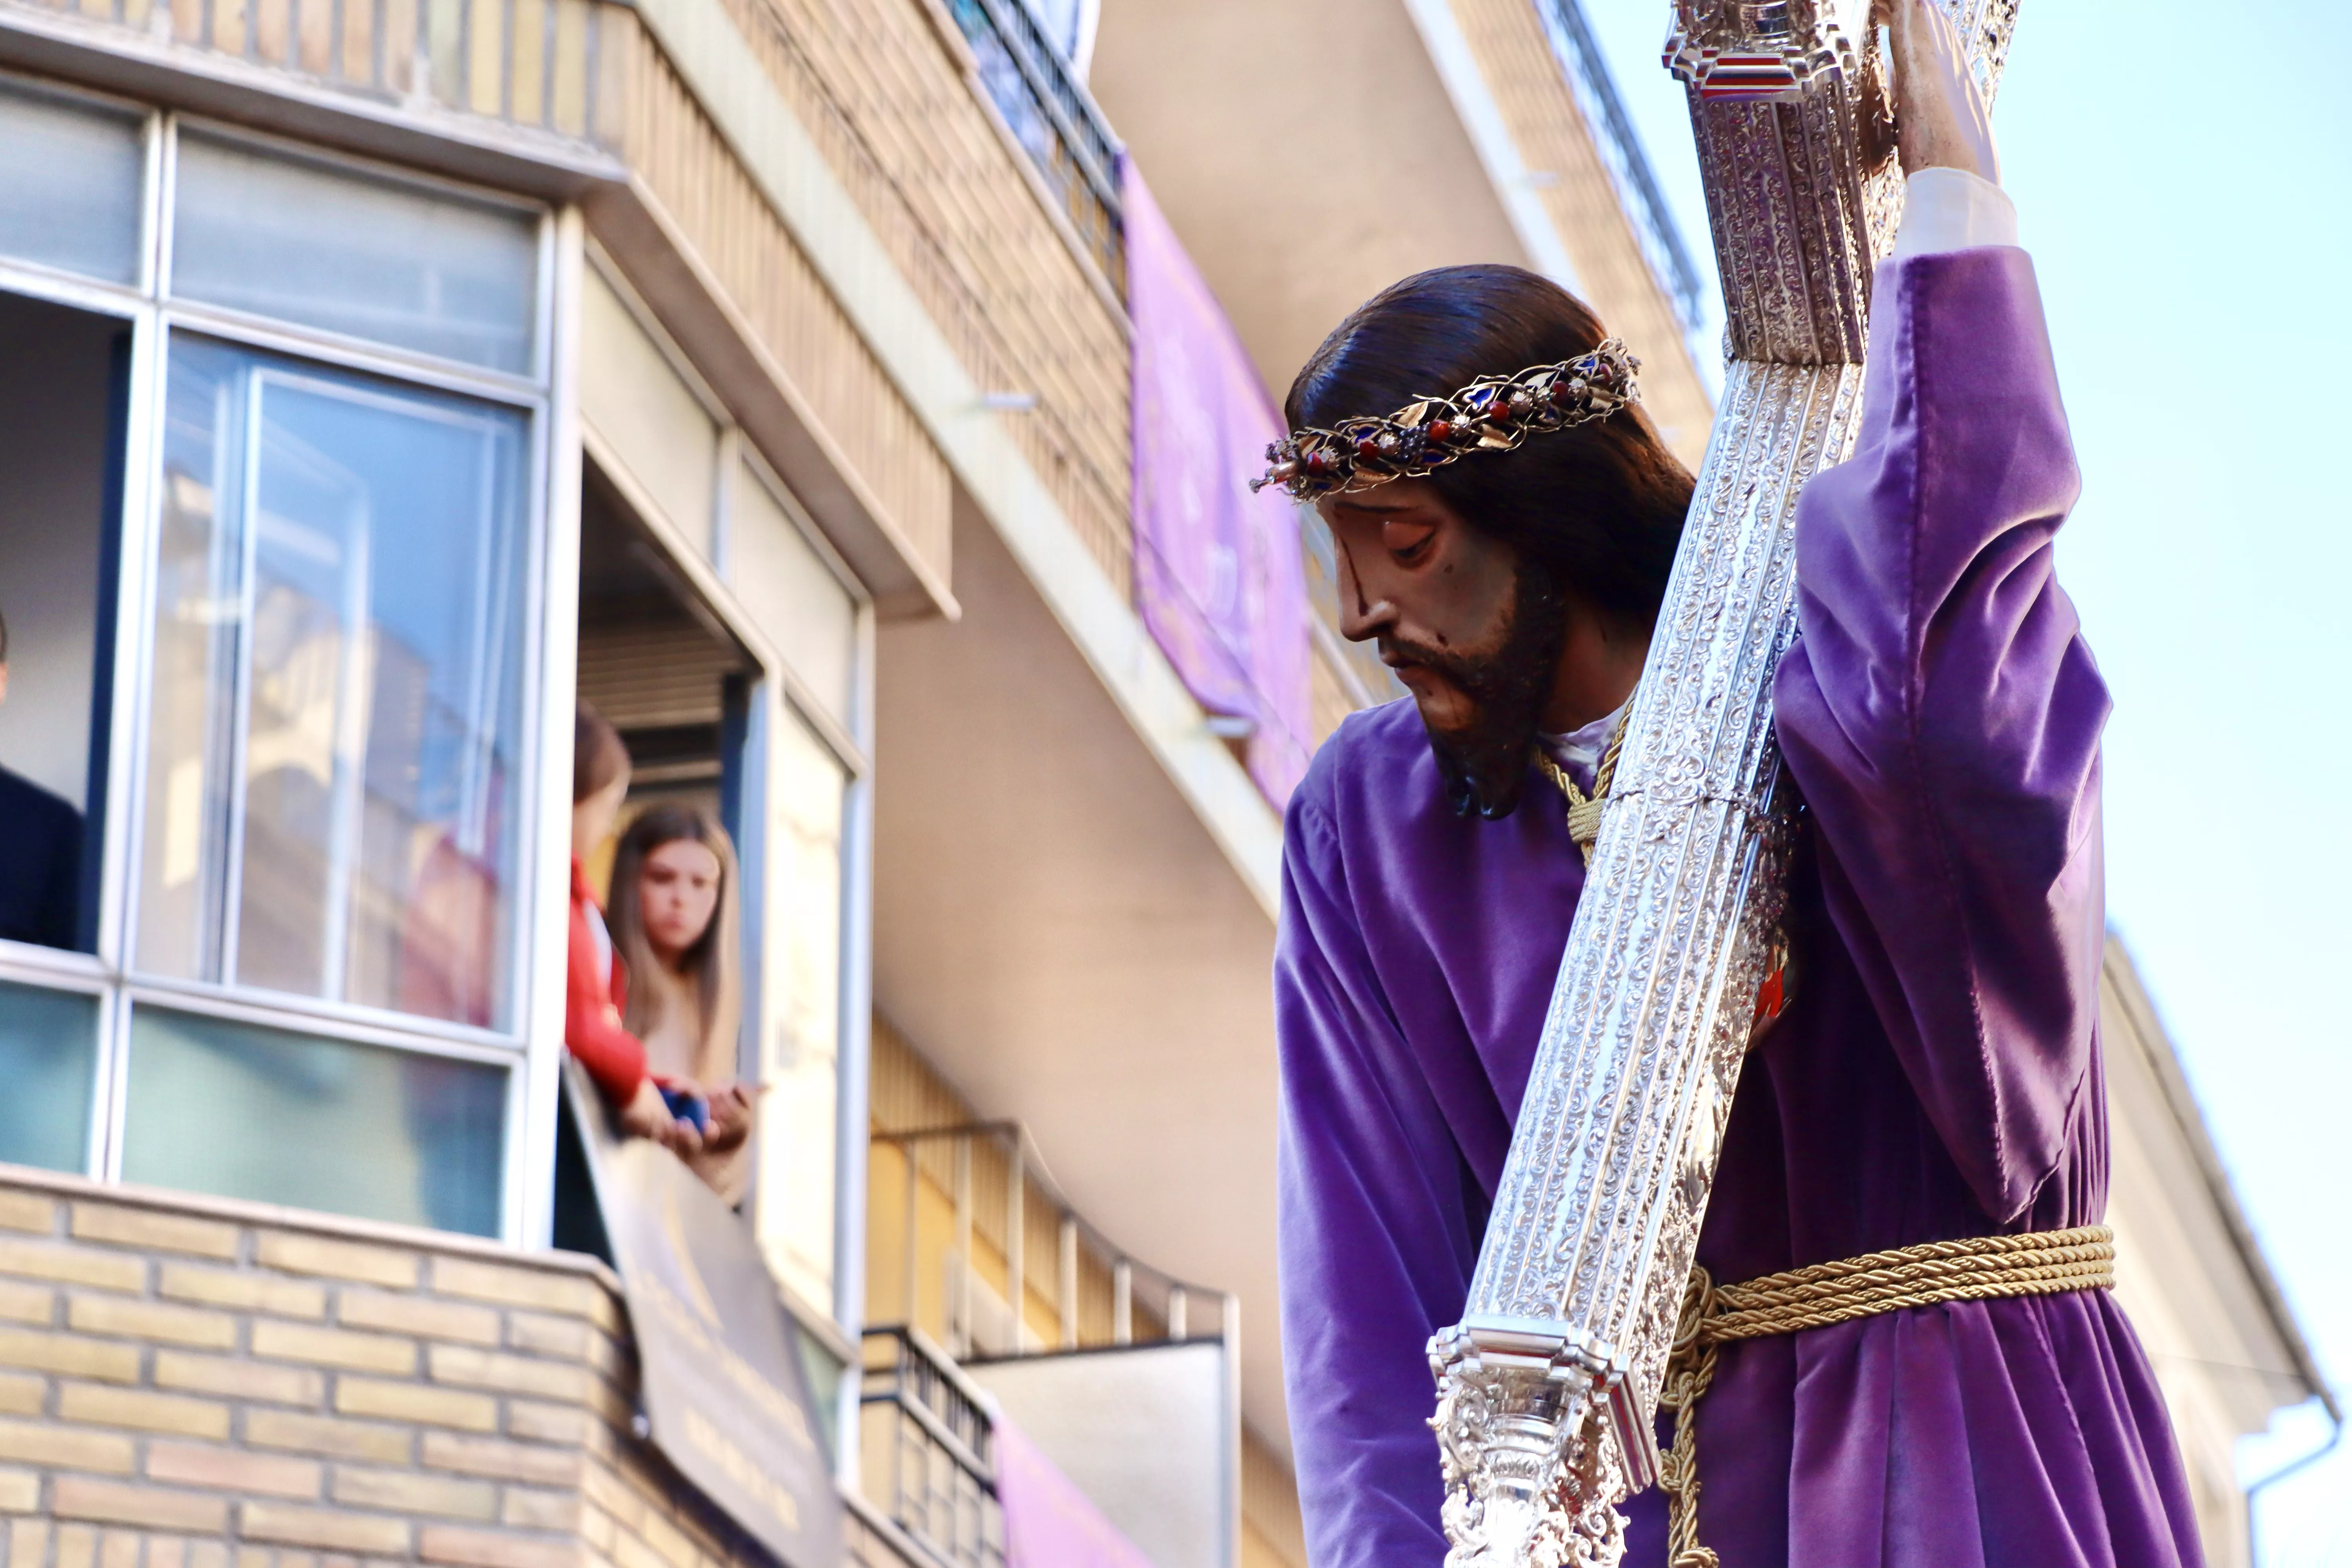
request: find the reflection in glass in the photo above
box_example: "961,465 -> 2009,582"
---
138,337 -> 528,1032
0,79 -> 143,286
123,1006 -> 505,1236
171,134 -> 539,375
0,981 -> 97,1174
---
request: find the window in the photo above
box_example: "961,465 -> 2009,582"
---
136,338 -> 531,1031
0,95 -> 550,1236
171,132 -> 541,375
756,708 -> 849,1307
0,76 -> 143,286
574,252 -> 873,1309
0,980 -> 100,1173
0,90 -> 880,1258
122,1007 -> 506,1235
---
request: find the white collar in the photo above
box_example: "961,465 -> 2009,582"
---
1539,700 -> 1628,791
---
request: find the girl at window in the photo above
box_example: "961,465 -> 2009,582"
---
608,805 -> 757,1203
568,703 -> 699,1153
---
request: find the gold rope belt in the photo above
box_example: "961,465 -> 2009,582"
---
1659,1225 -> 2116,1568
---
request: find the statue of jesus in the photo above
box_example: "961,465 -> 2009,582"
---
1268,3 -> 2205,1564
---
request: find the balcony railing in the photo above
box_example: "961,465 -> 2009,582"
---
945,0 -> 1123,290
862,1327 -> 1008,1568
872,1120 -> 1234,1361
1539,0 -> 1708,333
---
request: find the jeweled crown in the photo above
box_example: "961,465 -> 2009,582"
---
1252,339 -> 1641,501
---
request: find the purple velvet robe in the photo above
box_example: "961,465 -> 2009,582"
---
1274,250 -> 2205,1568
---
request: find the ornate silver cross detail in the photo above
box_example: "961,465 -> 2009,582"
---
1426,4 -> 2018,1563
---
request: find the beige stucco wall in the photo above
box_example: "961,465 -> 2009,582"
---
1091,0 -> 1532,406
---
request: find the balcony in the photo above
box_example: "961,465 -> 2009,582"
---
862,1327 -> 1008,1568
1538,0 -> 1706,334
862,1105 -> 1242,1568
718,0 -> 1136,593
871,1120 -> 1232,1359
944,0 -> 1123,292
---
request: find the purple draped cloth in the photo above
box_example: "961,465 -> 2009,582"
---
992,1416 -> 1156,1568
1273,250 -> 2204,1568
1125,159 -> 1314,805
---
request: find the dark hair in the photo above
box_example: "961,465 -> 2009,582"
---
573,702 -> 629,804
1286,265 -> 1694,631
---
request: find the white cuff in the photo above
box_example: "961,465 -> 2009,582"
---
1890,166 -> 2018,259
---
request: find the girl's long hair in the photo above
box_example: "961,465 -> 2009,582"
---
606,803 -> 744,1085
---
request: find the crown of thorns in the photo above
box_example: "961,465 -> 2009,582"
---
1252,340 -> 1641,500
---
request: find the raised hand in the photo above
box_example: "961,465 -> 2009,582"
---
1881,0 -> 2000,182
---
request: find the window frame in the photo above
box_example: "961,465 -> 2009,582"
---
576,245 -> 877,1342
0,82 -> 564,1243
0,79 -> 881,1276
126,342 -> 541,1035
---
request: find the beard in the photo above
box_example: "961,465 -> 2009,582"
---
1385,565 -> 1569,820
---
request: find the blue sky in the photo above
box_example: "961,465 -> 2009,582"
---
1577,2 -> 2352,1559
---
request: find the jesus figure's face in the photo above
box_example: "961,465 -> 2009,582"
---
1319,479 -> 1568,817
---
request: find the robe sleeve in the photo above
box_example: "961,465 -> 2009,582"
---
1773,247 -> 2111,1225
1274,791 -> 1474,1568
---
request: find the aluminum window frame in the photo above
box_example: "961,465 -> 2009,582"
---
0,67 -> 159,297
161,116 -> 555,390
576,245 -> 878,1343
139,352 -> 539,1015
0,82 -> 564,1243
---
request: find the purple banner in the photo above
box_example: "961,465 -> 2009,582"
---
1124,159 -> 1312,806
994,1414 -> 1158,1568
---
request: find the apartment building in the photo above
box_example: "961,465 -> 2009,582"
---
0,0 -> 2324,1565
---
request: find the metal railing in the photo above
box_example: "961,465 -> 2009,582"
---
946,0 -> 1124,289
873,1121 -> 1233,1362
1538,0 -> 1709,333
861,1327 -> 1007,1568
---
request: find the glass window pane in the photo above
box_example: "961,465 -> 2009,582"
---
138,338 -> 530,1033
728,465 -> 856,727
579,270 -> 716,553
0,980 -> 97,1173
123,1006 -> 505,1236
755,710 -> 846,1307
0,80 -> 143,285
171,134 -> 538,375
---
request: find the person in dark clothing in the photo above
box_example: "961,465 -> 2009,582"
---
0,605 -> 83,951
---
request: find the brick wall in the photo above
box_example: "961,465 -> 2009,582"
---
0,1171 -> 903,1568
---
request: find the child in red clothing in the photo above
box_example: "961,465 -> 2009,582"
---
568,704 -> 708,1154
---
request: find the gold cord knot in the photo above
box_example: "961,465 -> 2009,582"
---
1538,703 -> 1634,867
